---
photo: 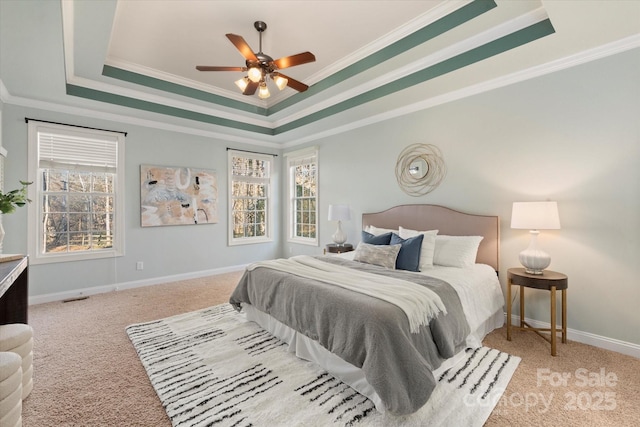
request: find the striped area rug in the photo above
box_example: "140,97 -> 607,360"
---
126,304 -> 519,427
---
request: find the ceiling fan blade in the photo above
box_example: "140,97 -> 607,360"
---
196,66 -> 245,72
273,52 -> 316,70
276,73 -> 309,92
226,34 -> 258,61
243,81 -> 259,95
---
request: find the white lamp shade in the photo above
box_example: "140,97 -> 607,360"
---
258,83 -> 270,99
247,67 -> 262,83
274,75 -> 288,90
234,77 -> 249,91
328,204 -> 351,221
511,201 -> 560,230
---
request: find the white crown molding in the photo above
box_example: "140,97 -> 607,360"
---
274,6 -> 551,128
0,78 -> 9,103
61,0 -> 75,82
507,314 -> 640,359
284,33 -> 640,148
305,0 -> 472,85
103,56 -> 266,107
66,74 -> 274,128
0,83 -> 281,148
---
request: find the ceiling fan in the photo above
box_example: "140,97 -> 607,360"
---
196,21 -> 316,99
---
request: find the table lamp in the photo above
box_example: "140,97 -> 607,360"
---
328,204 -> 350,246
511,201 -> 561,275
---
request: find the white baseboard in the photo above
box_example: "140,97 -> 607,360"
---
506,314 -> 640,359
28,264 -> 247,306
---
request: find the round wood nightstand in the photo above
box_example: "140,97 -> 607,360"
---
507,268 -> 568,356
324,243 -> 354,254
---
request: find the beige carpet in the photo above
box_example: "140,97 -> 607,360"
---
21,271 -> 640,426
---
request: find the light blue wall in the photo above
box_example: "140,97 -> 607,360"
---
2,105 -> 280,297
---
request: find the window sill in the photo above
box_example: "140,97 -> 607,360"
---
29,248 -> 124,265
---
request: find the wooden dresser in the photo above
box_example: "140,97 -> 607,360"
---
0,255 -> 29,324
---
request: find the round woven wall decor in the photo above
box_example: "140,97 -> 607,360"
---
395,143 -> 446,196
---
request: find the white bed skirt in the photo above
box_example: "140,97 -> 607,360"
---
243,303 -> 504,414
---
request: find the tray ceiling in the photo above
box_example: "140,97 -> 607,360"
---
1,0 -> 639,147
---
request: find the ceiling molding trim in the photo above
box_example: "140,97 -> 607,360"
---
104,57 -> 264,107
275,18 -> 556,135
66,84 -> 275,135
306,0 -> 475,85
0,79 -> 9,103
102,64 -> 267,114
283,35 -> 640,148
268,0 -> 498,115
67,75 -> 273,129
530,32 -> 640,76
61,0 -> 75,83
272,6 -> 551,128
0,81 -> 280,148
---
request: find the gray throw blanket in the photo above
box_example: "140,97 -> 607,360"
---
229,256 -> 470,415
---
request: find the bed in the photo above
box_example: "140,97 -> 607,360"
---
229,204 -> 504,415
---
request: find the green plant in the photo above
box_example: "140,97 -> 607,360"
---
0,181 -> 32,214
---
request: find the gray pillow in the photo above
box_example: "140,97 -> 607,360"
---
353,242 -> 401,269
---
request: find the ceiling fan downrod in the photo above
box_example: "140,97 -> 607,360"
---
254,21 -> 267,54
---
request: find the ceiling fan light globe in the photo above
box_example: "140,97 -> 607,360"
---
247,67 -> 262,83
235,77 -> 250,91
274,75 -> 288,91
258,83 -> 270,99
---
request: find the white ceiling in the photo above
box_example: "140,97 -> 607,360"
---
1,1 -> 639,147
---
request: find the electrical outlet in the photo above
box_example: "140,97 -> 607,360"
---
136,261 -> 144,270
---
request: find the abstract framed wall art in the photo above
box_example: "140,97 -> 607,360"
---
140,165 -> 218,227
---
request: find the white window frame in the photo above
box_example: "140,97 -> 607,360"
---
27,121 -> 125,264
286,147 -> 318,246
228,150 -> 274,246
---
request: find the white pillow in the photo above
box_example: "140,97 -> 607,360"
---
398,227 -> 438,270
365,225 -> 397,236
433,235 -> 484,268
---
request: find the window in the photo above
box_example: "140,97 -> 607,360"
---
286,148 -> 318,245
228,150 -> 273,245
27,121 -> 125,263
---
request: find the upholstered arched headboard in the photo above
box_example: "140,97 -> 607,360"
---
362,204 -> 500,271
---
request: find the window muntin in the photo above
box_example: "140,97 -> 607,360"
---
287,149 -> 318,245
228,151 -> 273,244
41,169 -> 114,253
27,122 -> 124,263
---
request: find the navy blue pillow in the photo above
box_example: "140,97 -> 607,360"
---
361,230 -> 392,245
390,233 -> 424,272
